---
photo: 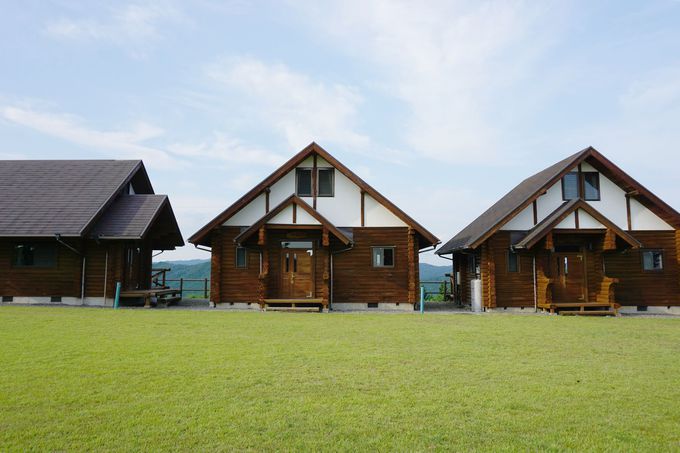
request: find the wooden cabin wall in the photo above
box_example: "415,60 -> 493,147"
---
604,231 -> 680,306
0,238 -> 81,297
486,233 -> 535,307
83,241 -> 125,299
333,227 -> 413,304
211,226 -> 261,303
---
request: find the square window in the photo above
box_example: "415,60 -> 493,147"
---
296,168 -> 313,197
642,250 -> 663,271
13,243 -> 57,267
583,172 -> 600,201
507,250 -> 519,273
372,247 -> 395,267
562,172 -> 579,200
318,168 -> 334,197
235,247 -> 247,268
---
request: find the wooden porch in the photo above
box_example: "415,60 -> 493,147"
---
119,288 -> 182,308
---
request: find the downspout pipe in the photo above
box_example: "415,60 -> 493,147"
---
330,243 -> 354,311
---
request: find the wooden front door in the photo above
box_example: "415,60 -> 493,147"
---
552,252 -> 586,302
280,247 -> 315,299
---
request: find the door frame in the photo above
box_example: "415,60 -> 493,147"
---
551,247 -> 589,302
279,242 -> 316,299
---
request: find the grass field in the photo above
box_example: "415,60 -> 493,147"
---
1,306 -> 679,451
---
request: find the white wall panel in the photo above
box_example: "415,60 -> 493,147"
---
224,193 -> 266,226
630,198 -> 673,230
364,194 -> 406,227
500,204 -> 534,230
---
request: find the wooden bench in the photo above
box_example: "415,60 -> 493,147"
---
120,289 -> 182,308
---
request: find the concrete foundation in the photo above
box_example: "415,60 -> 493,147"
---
619,305 -> 680,315
331,302 -> 414,312
1,296 -> 107,306
214,302 -> 261,310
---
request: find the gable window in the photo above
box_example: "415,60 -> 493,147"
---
372,247 -> 395,267
583,172 -> 600,201
235,247 -> 247,268
507,250 -> 520,273
317,168 -> 335,197
13,243 -> 57,267
562,172 -> 579,200
642,250 -> 663,271
296,168 -> 313,197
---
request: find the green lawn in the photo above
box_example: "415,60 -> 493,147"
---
1,307 -> 679,451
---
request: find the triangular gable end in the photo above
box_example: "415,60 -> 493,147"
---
189,142 -> 439,247
234,195 -> 351,245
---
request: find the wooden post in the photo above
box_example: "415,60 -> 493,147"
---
210,230 -> 222,306
258,226 -> 266,246
204,278 -> 209,299
179,278 -> 184,299
545,231 -> 554,250
603,228 -> 617,251
322,227 -> 330,247
407,227 -> 416,304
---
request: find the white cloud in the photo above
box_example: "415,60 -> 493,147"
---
0,105 -> 176,165
291,0 -> 562,163
45,2 -> 183,56
168,133 -> 286,167
205,57 -> 371,152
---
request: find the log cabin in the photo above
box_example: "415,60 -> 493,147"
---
189,142 -> 439,311
0,160 -> 183,306
437,147 -> 680,315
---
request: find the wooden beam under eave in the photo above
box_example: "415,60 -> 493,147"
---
360,190 -> 365,227
545,232 -> 554,250
312,153 -> 318,210
257,226 -> 266,246
532,200 -> 538,225
625,194 -> 632,231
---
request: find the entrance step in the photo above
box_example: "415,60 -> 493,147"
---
265,306 -> 321,313
559,310 -> 617,316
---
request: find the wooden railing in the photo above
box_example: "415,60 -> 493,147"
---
151,269 -> 210,299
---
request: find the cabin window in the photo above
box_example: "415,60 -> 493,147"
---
507,250 -> 520,273
317,168 -> 334,197
583,172 -> 600,201
562,172 -> 579,200
372,247 -> 395,267
642,250 -> 663,271
12,243 -> 57,267
296,168 -> 313,197
235,247 -> 247,268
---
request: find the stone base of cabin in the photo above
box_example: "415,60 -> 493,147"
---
485,306 -> 538,314
213,301 -> 261,310
618,305 -> 680,315
0,296 -> 110,306
331,302 -> 414,312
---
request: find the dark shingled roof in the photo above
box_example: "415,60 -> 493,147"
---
91,194 -> 169,239
437,148 -> 590,254
0,160 -> 142,237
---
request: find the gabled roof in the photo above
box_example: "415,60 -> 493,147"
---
189,142 -> 439,247
0,160 -> 151,237
234,195 -> 351,245
437,147 -> 680,254
91,194 -> 184,249
513,199 -> 641,250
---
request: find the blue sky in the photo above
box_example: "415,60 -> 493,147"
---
1,1 -> 679,264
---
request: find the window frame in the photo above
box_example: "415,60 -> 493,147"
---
583,172 -> 601,201
641,249 -> 664,272
11,242 -> 58,268
295,167 -> 313,197
561,172 -> 580,201
371,246 -> 396,268
235,246 -> 248,269
507,249 -> 520,273
317,168 -> 335,197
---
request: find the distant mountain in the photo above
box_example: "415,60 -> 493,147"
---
419,263 -> 450,282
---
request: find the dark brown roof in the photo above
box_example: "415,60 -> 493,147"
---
0,160 -> 143,237
437,149 -> 589,254
92,194 -> 165,238
189,142 -> 439,248
234,195 -> 351,246
437,146 -> 680,254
